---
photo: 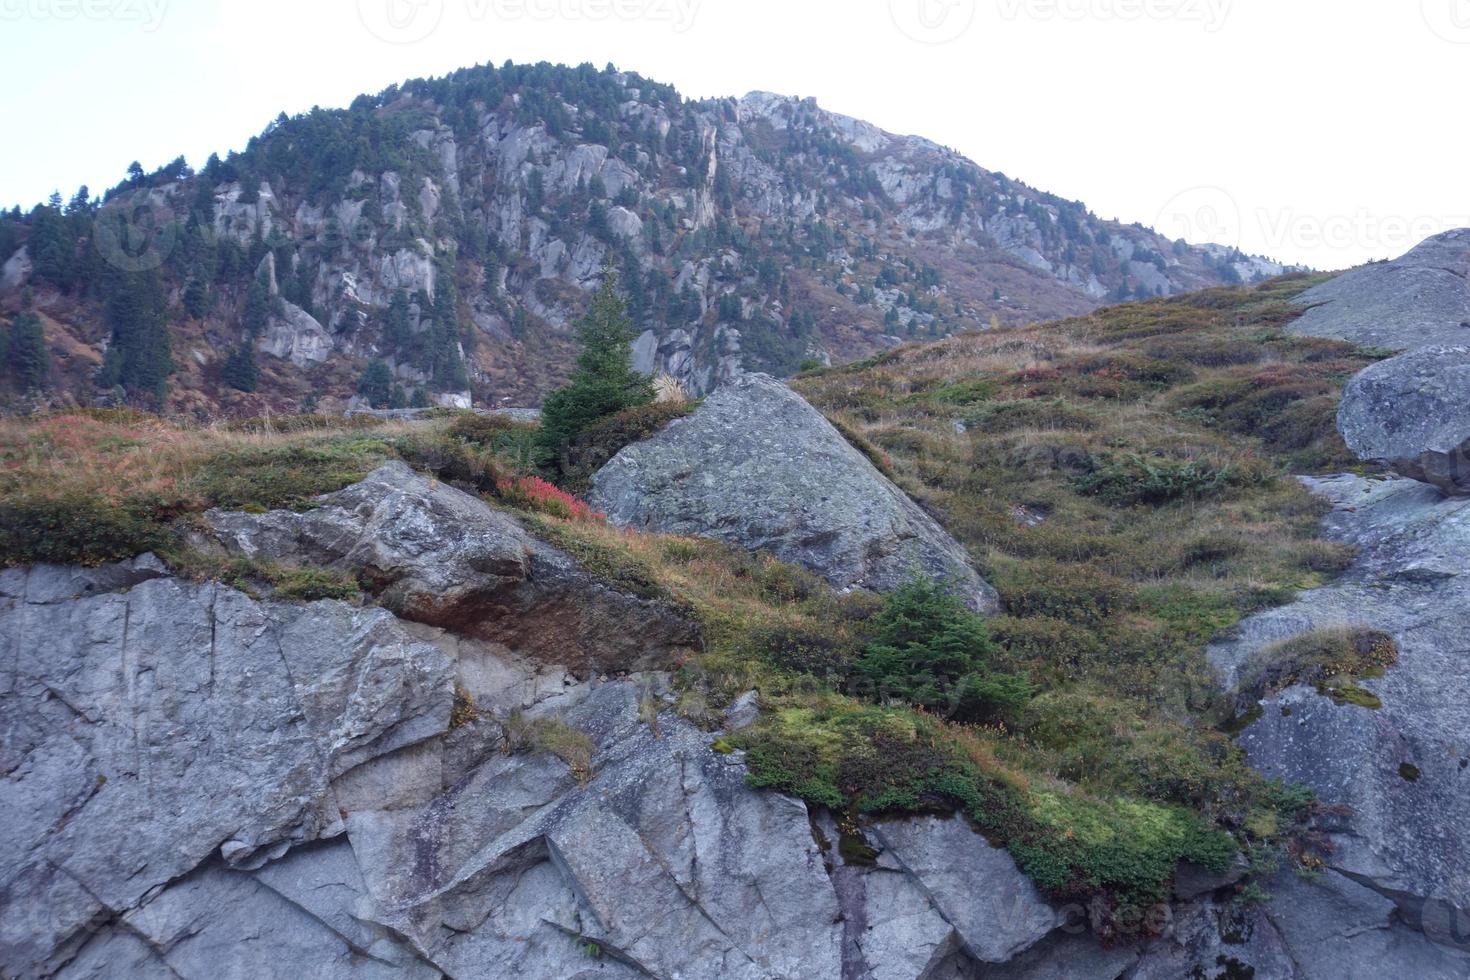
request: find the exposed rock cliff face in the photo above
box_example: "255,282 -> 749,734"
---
1210,474 -> 1470,951
1205,236 -> 1470,968
0,63 -> 1277,413
589,374 -> 1000,611
5,460 -> 1468,977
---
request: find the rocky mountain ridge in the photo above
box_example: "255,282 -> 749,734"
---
0,61 -> 1288,415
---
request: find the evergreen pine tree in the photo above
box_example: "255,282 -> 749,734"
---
220,343 -> 259,392
357,359 -> 393,408
536,268 -> 653,468
242,277 -> 271,336
383,290 -> 413,352
98,272 -> 172,397
7,291 -> 47,391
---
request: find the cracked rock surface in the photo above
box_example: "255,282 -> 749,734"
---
1210,474 -> 1470,962
6,464 -> 1469,978
206,461 -> 700,675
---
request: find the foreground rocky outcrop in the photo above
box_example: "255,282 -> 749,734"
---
1209,473 -> 1470,957
589,374 -> 1000,612
7,461 -> 1468,977
205,461 -> 700,675
1290,228 -> 1470,351
1338,345 -> 1470,494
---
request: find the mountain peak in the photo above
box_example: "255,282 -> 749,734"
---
1,59 -> 1281,415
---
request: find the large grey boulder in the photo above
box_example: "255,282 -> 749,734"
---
207,461 -> 700,675
1338,344 -> 1470,494
1209,474 -> 1470,950
589,374 -> 999,612
1290,228 -> 1470,350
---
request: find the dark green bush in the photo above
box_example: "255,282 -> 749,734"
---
850,578 -> 1033,722
926,378 -> 997,406
753,622 -> 860,680
559,400 -> 695,494
1069,453 -> 1255,506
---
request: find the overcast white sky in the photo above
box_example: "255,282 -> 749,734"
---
1,0 -> 1465,270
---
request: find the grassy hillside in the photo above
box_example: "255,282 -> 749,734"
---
0,275 -> 1387,935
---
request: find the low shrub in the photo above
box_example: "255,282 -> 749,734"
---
1143,337 -> 1263,367
1069,453 -> 1259,506
169,551 -> 360,602
926,378 -> 998,406
0,491 -> 179,566
988,614 -> 1108,675
961,398 -> 1098,433
191,440 -> 387,511
850,578 -> 1033,723
445,412 -> 543,470
1057,354 -> 1196,388
753,622 -> 860,680
996,561 -> 1134,627
499,475 -> 605,522
271,566 -> 360,602
445,412 -> 518,445
1233,627 -> 1397,711
391,431 -> 502,493
505,713 -> 596,785
736,703 -> 1237,922
219,414 -> 386,434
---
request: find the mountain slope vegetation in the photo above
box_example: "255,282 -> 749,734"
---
0,275 -> 1386,933
0,61 -> 1286,416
